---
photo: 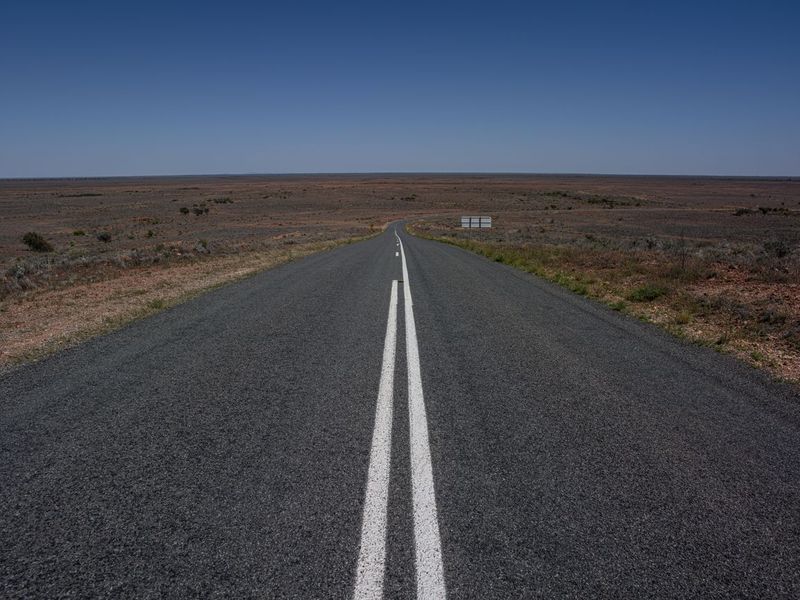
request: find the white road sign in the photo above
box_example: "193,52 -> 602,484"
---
461,216 -> 492,228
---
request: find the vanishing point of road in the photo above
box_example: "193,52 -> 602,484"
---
2,224 -> 799,598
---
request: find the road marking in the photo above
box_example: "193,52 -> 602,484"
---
395,252 -> 399,257
354,280 -> 398,600
395,230 -> 447,599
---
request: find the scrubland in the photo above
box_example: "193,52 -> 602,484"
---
408,176 -> 800,383
2,174 -> 798,382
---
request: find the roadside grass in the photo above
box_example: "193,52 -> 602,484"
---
408,224 -> 799,385
147,298 -> 166,310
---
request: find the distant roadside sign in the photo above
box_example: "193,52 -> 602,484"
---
461,216 -> 492,228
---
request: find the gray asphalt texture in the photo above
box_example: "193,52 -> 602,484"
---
2,224 -> 799,598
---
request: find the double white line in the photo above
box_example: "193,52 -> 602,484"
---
354,231 -> 446,599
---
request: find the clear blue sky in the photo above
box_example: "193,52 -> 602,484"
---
1,0 -> 798,177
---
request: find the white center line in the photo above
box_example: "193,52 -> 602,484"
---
395,230 -> 447,599
354,280 -> 398,600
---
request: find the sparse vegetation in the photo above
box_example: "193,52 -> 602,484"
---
2,175 -> 798,383
734,206 -> 793,217
407,179 -> 800,384
22,232 -> 53,252
1,176 -> 386,366
627,284 -> 669,302
540,190 -> 642,208
96,232 -> 112,243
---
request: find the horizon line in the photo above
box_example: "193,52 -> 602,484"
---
2,170 -> 798,182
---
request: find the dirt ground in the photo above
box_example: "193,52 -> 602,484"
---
2,174 -> 799,380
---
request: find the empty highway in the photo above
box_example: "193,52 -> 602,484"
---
2,225 -> 799,598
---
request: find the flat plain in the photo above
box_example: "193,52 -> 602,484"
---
1,174 -> 798,381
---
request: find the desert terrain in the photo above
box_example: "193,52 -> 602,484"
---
1,174 -> 798,381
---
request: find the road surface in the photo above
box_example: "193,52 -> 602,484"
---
2,224 -> 799,598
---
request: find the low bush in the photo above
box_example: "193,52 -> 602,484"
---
96,232 -> 112,243
22,232 -> 53,252
763,239 -> 790,259
626,283 -> 669,302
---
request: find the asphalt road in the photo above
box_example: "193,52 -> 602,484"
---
2,224 -> 799,598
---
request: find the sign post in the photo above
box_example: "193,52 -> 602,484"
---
460,216 -> 492,229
